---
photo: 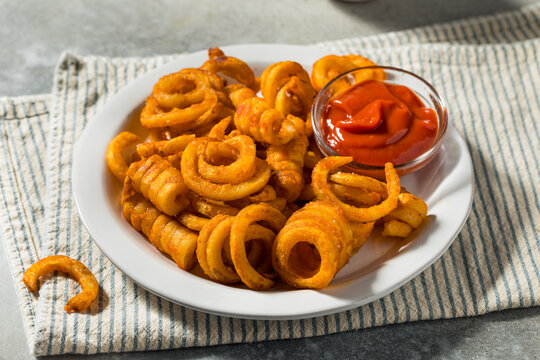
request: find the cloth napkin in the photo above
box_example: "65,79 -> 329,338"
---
1,4 -> 539,355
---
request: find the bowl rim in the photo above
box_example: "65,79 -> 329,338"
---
311,65 -> 449,171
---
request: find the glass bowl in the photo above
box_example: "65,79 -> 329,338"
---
311,66 -> 448,179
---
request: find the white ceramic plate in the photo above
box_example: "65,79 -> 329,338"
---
73,44 -> 474,320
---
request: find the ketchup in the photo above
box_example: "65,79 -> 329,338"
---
321,80 -> 438,166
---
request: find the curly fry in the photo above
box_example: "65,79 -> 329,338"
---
181,138 -> 271,201
311,54 -> 386,91
266,130 -> 308,203
234,96 -> 304,145
197,215 -> 239,283
248,185 -> 277,203
329,172 -> 387,196
304,150 -> 323,170
201,48 -> 256,88
225,84 -> 257,108
312,157 -> 400,222
260,61 -> 312,109
272,201 -> 354,289
207,116 -> 232,140
106,131 -> 140,181
136,134 -> 195,158
230,203 -> 286,290
197,215 -> 275,284
274,75 -> 316,120
265,197 -> 287,211
226,185 -> 279,208
350,221 -> 375,253
190,194 -> 239,217
197,135 -> 257,184
176,212 -> 209,232
152,68 -> 223,108
23,255 -> 99,313
126,154 -> 189,216
381,193 -> 428,237
122,193 -> 197,270
329,183 -> 381,207
140,92 -> 223,130
140,68 -> 227,131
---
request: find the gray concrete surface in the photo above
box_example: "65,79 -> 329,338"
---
1,0 -> 539,359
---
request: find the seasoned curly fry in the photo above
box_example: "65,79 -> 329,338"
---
126,154 -> 189,216
197,135 -> 257,184
152,68 -> 223,108
350,221 -> 375,253
207,116 -> 232,140
226,185 -> 281,209
329,172 -> 387,196
274,75 -> 317,120
266,128 -> 308,203
141,92 -> 223,131
272,201 -> 354,289
181,138 -> 271,201
140,68 -> 227,131
230,203 -> 286,290
312,157 -> 400,222
201,48 -> 256,88
23,255 -> 99,313
231,85 -> 304,145
311,54 -> 386,91
329,183 -> 381,207
136,134 -> 195,158
197,214 -> 275,284
260,61 -> 312,109
248,185 -> 277,203
225,84 -> 257,108
176,212 -> 209,232
382,193 -> 428,237
190,194 -> 239,217
303,150 -> 323,170
122,193 -> 197,270
106,131 -> 140,181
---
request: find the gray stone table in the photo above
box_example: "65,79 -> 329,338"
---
1,0 -> 539,359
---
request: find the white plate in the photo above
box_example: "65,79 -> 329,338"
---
73,44 -> 474,320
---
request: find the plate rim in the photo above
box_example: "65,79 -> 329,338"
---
72,43 -> 474,320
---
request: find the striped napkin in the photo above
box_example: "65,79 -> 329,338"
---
1,4 -> 539,355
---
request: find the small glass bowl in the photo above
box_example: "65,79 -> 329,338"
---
311,66 -> 448,179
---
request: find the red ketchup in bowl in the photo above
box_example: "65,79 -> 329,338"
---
321,79 -> 438,166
